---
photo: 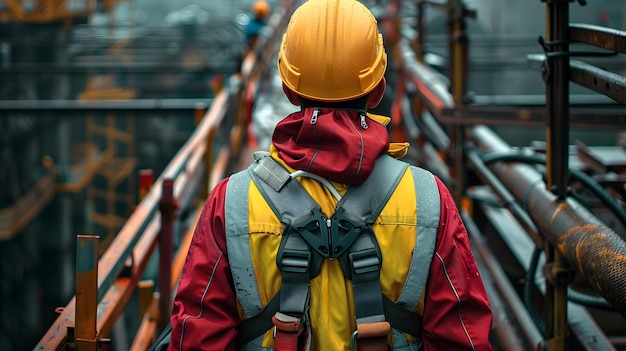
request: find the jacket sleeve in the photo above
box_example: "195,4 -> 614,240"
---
421,177 -> 493,351
168,178 -> 239,351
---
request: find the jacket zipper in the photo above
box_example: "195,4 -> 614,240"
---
359,112 -> 369,129
326,218 -> 333,260
310,108 -> 319,125
307,107 -> 322,171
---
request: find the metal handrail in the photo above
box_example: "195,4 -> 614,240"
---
33,1 -> 298,348
33,85 -> 234,351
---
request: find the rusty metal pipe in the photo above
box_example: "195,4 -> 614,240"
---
466,149 -> 542,248
401,40 -> 455,115
470,125 -> 626,317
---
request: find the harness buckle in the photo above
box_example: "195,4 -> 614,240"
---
272,312 -> 309,351
349,248 -> 381,276
330,207 -> 367,258
350,321 -> 391,351
280,249 -> 311,274
272,312 -> 306,334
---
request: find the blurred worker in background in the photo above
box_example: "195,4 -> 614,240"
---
237,0 -> 271,75
246,0 -> 271,51
168,0 -> 493,350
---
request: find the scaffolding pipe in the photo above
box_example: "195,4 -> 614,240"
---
470,125 -> 626,318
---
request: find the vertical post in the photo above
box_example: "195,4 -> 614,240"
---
138,169 -> 154,202
195,102 -> 211,199
542,1 -> 574,350
75,235 -> 99,351
159,179 -> 175,329
544,0 -> 571,200
447,0 -> 470,206
138,280 -> 156,320
416,1 -> 426,62
195,102 -> 207,126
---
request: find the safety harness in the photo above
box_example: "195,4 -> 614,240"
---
233,152 -> 426,351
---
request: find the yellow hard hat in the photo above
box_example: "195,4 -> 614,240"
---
252,0 -> 271,21
277,0 -> 387,102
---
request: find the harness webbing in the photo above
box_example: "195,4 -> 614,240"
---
236,288 -> 423,348
234,152 -> 423,349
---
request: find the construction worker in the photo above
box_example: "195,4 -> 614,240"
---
246,0 -> 271,52
237,0 -> 271,75
168,0 -> 493,350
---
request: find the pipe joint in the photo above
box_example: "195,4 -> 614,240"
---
543,261 -> 576,287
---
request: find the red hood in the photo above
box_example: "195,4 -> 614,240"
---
271,107 -> 389,185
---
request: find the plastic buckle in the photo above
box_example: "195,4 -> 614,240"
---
272,312 -> 306,336
280,250 -> 311,274
349,248 -> 381,276
296,208 -> 331,258
350,321 -> 391,351
329,207 -> 366,258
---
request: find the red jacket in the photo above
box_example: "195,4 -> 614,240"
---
169,108 -> 493,350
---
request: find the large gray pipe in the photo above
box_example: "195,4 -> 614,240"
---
469,125 -> 626,317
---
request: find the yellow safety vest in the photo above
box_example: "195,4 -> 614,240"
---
225,153 -> 440,351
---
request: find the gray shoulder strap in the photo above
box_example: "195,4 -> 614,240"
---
339,155 -> 409,223
225,168 -> 264,318
249,151 -> 320,226
396,165 -> 440,312
250,153 -> 409,225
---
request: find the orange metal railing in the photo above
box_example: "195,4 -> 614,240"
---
33,1 -> 296,349
34,86 -> 233,351
33,91 -> 223,350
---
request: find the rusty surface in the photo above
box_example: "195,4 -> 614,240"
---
472,125 -> 626,317
570,23 -> 626,53
75,236 -> 99,344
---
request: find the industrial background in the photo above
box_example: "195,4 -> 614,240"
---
1,0 -> 625,350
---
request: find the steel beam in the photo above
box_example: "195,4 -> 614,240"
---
570,23 -> 626,53
569,60 -> 626,105
440,104 -> 626,129
0,98 -> 212,112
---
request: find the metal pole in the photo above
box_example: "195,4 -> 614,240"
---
543,1 -> 573,348
75,235 -> 99,351
447,0 -> 470,206
544,0 -> 571,200
138,169 -> 154,202
158,179 -> 175,329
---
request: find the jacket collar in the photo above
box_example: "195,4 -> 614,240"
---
271,107 -> 392,185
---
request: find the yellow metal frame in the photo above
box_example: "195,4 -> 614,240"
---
0,0 -> 94,22
0,171 -> 56,240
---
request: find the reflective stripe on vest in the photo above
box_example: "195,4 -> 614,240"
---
225,162 -> 440,350
225,170 -> 265,318
397,165 -> 440,311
